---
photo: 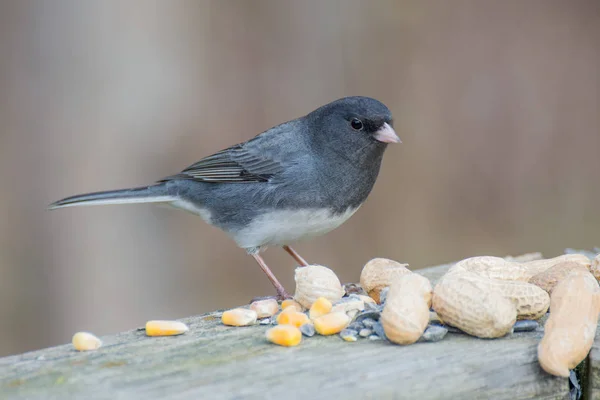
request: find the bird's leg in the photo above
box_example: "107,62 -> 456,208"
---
251,253 -> 291,300
282,245 -> 309,266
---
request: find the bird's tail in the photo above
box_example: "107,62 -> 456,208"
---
48,185 -> 176,210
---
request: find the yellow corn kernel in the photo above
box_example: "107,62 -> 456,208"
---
281,299 -> 304,312
309,297 -> 333,320
314,312 -> 351,335
72,332 -> 102,351
276,307 -> 311,328
221,308 -> 257,327
276,306 -> 296,321
145,320 -> 189,336
250,298 -> 279,319
266,325 -> 302,347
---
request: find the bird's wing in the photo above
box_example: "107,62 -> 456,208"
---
158,143 -> 285,183
158,123 -> 301,184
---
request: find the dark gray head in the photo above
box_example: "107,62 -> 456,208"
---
305,96 -> 400,155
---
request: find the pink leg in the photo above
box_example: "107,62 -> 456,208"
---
282,245 -> 309,266
251,253 -> 291,300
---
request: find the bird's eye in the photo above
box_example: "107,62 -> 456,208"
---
350,118 -> 364,130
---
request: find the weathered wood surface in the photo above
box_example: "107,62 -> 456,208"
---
0,262 -> 574,400
587,340 -> 600,399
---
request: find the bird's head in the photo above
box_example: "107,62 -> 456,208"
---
307,96 -> 399,147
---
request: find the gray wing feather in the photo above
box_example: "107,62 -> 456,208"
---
158,122 -> 299,184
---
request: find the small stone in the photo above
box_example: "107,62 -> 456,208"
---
372,321 -> 388,340
299,323 -> 315,337
347,321 -> 363,331
570,370 -> 582,400
355,311 -> 381,324
259,318 -> 271,325
368,335 -> 382,341
445,325 -> 464,334
340,328 -> 359,342
428,321 -> 460,333
429,311 -> 443,324
513,320 -> 539,332
421,325 -> 448,342
336,296 -> 353,303
359,328 -> 372,338
36,355 -> 46,361
331,299 -> 365,316
379,287 -> 390,304
361,318 -> 377,328
343,283 -> 365,296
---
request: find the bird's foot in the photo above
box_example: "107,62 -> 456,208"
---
249,290 -> 292,304
277,290 -> 292,301
250,253 -> 293,302
282,245 -> 309,266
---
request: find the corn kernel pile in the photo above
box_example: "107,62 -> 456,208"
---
217,264 -> 386,347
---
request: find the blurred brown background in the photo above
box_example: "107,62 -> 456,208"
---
0,0 -> 598,357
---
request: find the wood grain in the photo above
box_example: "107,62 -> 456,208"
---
0,261 -> 572,399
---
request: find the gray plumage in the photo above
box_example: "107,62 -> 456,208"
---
49,96 -> 398,254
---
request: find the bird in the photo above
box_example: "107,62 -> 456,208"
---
49,96 -> 400,299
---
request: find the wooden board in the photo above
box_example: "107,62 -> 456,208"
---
0,262 -> 573,400
587,341 -> 600,399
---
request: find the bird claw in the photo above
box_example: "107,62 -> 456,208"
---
250,291 -> 292,304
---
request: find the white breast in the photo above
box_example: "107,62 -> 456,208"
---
232,207 -> 360,250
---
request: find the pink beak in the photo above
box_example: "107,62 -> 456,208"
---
373,122 -> 401,144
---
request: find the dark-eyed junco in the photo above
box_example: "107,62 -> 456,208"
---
49,96 -> 400,299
